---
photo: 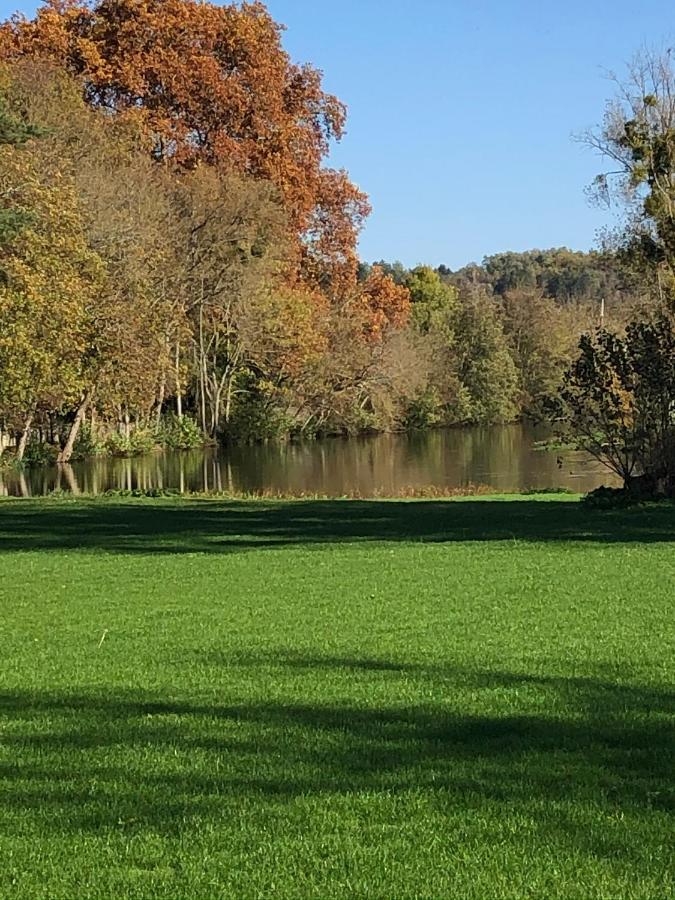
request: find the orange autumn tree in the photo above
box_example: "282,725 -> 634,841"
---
357,266 -> 411,340
0,0 -> 404,319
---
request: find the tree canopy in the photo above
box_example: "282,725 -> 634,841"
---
0,0 -> 372,292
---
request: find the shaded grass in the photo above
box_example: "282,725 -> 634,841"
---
0,496 -> 673,898
1,493 -> 674,554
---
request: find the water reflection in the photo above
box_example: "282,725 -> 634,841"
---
0,424 -> 617,497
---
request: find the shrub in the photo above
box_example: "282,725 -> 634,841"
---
223,388 -> 294,443
157,414 -> 205,450
23,440 -> 59,466
404,388 -> 442,430
552,315 -> 675,494
72,422 -> 105,458
105,428 -> 157,457
582,486 -> 641,509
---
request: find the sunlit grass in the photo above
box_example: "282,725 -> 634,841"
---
0,496 -> 673,899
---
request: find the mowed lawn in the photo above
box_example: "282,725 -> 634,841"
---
0,497 -> 673,899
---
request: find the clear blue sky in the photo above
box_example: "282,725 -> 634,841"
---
2,0 -> 672,268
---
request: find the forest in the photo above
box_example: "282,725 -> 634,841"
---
0,0 -> 666,466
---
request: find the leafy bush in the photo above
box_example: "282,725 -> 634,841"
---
223,381 -> 294,443
105,429 -> 157,457
404,388 -> 442,430
157,414 -> 205,450
224,404 -> 294,443
0,451 -> 23,470
23,440 -> 59,466
582,486 -> 641,509
553,316 -> 675,493
288,418 -> 322,440
72,423 -> 105,458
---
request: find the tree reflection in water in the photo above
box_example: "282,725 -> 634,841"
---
0,424 -> 616,497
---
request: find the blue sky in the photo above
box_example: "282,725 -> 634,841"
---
2,0 -> 672,267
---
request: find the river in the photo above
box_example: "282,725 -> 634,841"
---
0,424 -> 617,497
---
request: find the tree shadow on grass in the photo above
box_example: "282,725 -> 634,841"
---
0,664 -> 672,851
0,498 -> 674,554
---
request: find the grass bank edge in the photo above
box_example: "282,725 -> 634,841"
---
0,489 -> 585,504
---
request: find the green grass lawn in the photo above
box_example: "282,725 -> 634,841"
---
0,495 -> 673,899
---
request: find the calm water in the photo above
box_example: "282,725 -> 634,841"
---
0,424 -> 617,497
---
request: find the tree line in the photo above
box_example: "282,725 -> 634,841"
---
0,0 -> 412,462
359,249 -> 643,429
0,1 -> 670,476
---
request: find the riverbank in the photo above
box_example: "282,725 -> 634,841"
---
1,496 -> 672,899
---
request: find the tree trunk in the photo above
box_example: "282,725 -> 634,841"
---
16,411 -> 34,462
198,301 -> 208,434
224,371 -> 235,425
58,395 -> 90,464
155,371 -> 166,427
211,384 -> 223,437
175,342 -> 183,420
